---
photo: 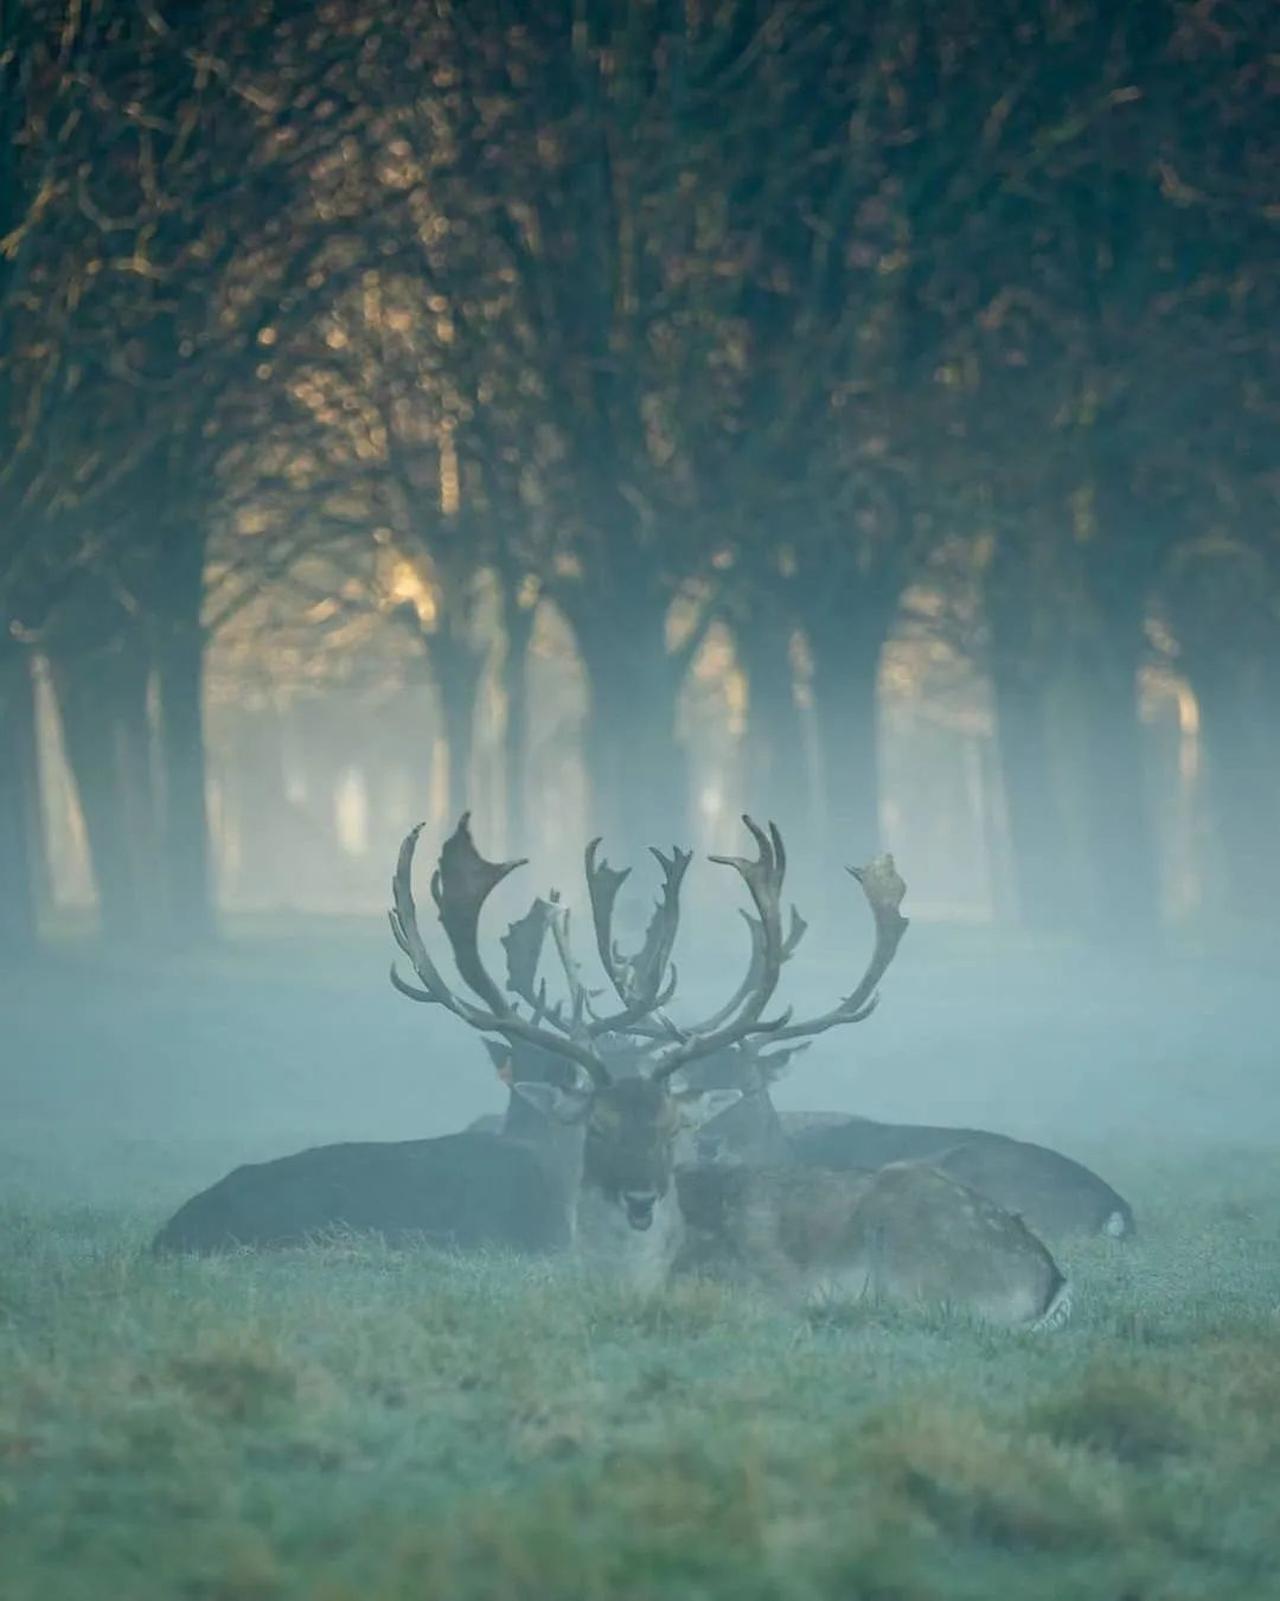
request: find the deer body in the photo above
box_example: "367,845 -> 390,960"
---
151,1130 -> 575,1256
677,1160 -> 1069,1328
158,812 -> 1072,1329
787,1115 -> 1133,1241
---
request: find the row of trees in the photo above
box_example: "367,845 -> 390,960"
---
2,0 -> 1276,958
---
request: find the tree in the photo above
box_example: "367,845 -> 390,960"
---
3,0 -> 396,943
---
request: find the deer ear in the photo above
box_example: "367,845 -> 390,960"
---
674,1088 -> 742,1131
482,1039 -> 512,1077
510,1081 -> 592,1124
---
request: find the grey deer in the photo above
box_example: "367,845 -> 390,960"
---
399,814 -> 1069,1326
151,820 -> 648,1257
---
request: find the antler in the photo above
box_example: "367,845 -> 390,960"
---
499,895 -> 567,1031
679,902 -> 808,1038
649,816 -> 792,1082
748,853 -> 909,1043
433,813 -> 527,1014
583,837 -> 686,1033
390,816 -> 909,1098
389,816 -> 612,1086
583,838 -> 630,996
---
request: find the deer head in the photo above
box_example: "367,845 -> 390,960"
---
388,813 -> 909,1233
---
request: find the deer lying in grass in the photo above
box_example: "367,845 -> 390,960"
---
786,1116 -> 1133,1241
473,868 -> 1132,1243
151,822 -> 733,1262
611,916 -> 1133,1242
683,908 -> 1133,1240
676,1161 -> 1071,1329
384,814 -> 1069,1325
155,813 -> 1071,1327
151,1124 -> 579,1256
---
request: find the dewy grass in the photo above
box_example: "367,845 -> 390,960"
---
1,1143 -> 1279,1600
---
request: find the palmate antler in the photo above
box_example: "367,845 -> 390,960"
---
390,813 -> 910,1097
752,854 -> 909,1042
390,816 -> 614,1086
584,838 -> 687,1032
574,824 -> 908,1078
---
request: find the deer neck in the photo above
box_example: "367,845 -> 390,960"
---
500,1093 -> 586,1245
573,1179 -> 685,1293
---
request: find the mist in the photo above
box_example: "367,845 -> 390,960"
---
2,2 -> 1278,1597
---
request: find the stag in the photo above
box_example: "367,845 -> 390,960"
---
384,815 -> 784,1289
155,814 -> 1073,1327
388,814 -> 1070,1323
474,873 -> 1133,1242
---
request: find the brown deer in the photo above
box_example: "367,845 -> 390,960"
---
676,1161 -> 1071,1329
156,814 -> 1071,1326
387,814 -> 1070,1324
476,877 -> 1133,1243
785,1116 -> 1134,1242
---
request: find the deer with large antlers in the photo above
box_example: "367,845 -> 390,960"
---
154,813 -> 1073,1327
387,814 -> 1070,1324
385,816 -> 792,1287
473,872 -> 1134,1244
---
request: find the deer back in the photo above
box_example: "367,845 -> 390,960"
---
151,1132 -> 573,1256
790,1116 -> 1133,1240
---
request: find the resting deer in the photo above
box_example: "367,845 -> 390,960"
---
151,1124 -> 578,1256
786,1117 -> 1133,1241
676,1161 -> 1071,1329
387,815 -> 1069,1325
475,880 -> 1132,1243
155,814 -> 1070,1326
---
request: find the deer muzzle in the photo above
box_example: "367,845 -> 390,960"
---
622,1191 -> 658,1231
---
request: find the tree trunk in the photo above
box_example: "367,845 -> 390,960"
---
574,615 -> 689,855
499,581 -> 537,850
982,529 -> 1087,934
1071,635 -> 1161,940
154,618 -> 216,945
734,614 -> 806,827
806,618 -> 887,865
1075,463 -> 1169,940
50,631 -> 163,945
152,520 -> 216,945
431,627 -> 486,825
987,664 -> 1081,932
1184,647 -> 1280,921
0,640 -> 38,957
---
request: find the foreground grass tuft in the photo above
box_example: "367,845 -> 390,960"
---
2,1147 -> 1279,1599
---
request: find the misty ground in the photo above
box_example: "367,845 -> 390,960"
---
2,918 -> 1278,1597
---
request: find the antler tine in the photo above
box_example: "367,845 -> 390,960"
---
584,838 -> 631,1000
500,896 -> 570,1033
749,852 -> 910,1044
389,824 -> 466,1012
650,815 -> 789,1082
546,893 -> 599,1030
432,813 -> 528,1015
626,844 -> 692,1003
582,836 -> 692,1037
842,856 -> 909,1015
388,817 -> 613,1087
669,899 -> 808,1042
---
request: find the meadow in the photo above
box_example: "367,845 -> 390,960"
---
2,927 -> 1278,1600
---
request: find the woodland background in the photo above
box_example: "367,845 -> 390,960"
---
1,0 -> 1276,954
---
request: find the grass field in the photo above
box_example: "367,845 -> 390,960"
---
2,1145 -> 1279,1601
3,930 -> 1279,1599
